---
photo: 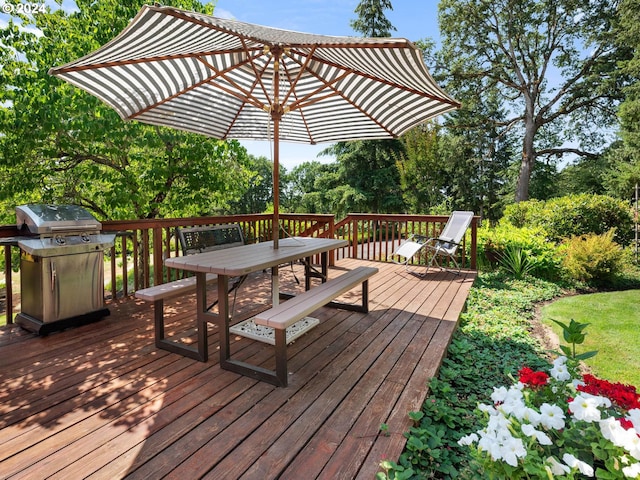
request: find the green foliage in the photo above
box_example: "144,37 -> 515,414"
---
551,318 -> 599,361
617,0 -> 640,156
498,246 -> 536,279
0,1 -> 251,220
322,140 -> 406,215
350,0 -> 396,38
382,272 -> 563,478
504,194 -> 635,245
477,223 -> 562,279
560,230 -> 625,286
437,0 -> 623,202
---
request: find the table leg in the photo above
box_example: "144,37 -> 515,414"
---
194,272 -> 209,361
272,265 -> 279,306
217,274 -> 230,362
321,251 -> 328,282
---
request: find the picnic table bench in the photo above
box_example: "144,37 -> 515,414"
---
135,223 -> 245,355
244,265 -> 378,386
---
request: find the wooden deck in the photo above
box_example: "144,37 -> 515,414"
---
0,259 -> 475,479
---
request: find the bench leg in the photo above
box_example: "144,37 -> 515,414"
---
326,279 -> 370,313
154,299 -> 165,345
274,328 -> 288,387
154,294 -> 207,362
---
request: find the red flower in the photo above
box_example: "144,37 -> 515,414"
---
578,374 -> 640,411
620,418 -> 635,431
518,367 -> 549,388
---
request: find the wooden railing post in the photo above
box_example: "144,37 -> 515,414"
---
470,217 -> 478,270
3,245 -> 13,324
153,226 -> 164,288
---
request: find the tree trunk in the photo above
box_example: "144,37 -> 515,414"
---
515,114 -> 538,202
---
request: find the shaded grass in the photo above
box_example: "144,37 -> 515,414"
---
541,289 -> 640,388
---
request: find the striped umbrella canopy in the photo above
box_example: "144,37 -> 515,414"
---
49,4 -> 459,247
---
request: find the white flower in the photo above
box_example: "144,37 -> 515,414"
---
563,453 -> 594,477
500,396 -> 526,416
500,436 -> 527,467
581,391 -> 612,408
550,362 -> 571,381
546,456 -> 570,475
458,433 -> 478,446
539,403 -> 566,430
628,409 -> 640,431
491,386 -> 509,403
478,403 -> 497,415
478,431 -> 504,461
599,417 -> 640,459
569,394 -> 602,422
521,423 -> 553,445
553,355 -> 567,366
600,417 -> 626,443
622,462 -> 640,478
625,430 -> 640,460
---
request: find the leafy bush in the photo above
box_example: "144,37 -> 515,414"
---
477,224 -> 562,279
498,246 -> 536,278
560,230 -> 624,286
503,194 -> 634,245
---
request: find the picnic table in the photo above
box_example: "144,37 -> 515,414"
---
164,237 -> 376,386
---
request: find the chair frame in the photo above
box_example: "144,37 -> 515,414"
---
391,211 -> 474,276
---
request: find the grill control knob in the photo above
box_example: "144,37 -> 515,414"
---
81,233 -> 91,243
54,235 -> 66,245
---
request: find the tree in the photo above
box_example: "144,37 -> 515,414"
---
0,0 -> 250,221
437,0 -> 627,202
226,155 -> 274,215
323,140 -> 406,215
320,0 -> 405,216
617,0 -> 640,155
350,0 -> 396,38
285,161 -> 339,214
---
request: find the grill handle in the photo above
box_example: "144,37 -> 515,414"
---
51,260 -> 56,292
50,225 -> 95,232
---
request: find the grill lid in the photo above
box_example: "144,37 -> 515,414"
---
16,204 -> 102,235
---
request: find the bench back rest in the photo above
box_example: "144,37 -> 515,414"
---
177,224 -> 245,256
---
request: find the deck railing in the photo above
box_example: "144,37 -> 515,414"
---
0,213 -> 478,324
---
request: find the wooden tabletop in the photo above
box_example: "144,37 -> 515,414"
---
164,237 -> 348,276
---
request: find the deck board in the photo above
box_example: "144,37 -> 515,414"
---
0,260 -> 475,479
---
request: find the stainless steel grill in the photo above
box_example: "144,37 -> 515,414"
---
15,204 -> 115,335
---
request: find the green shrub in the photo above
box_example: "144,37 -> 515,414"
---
476,224 -> 562,279
503,194 -> 634,245
498,246 -> 536,278
560,230 -> 624,286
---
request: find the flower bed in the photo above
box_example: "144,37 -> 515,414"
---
459,356 -> 640,478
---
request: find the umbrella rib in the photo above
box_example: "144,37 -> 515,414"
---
49,47 -> 264,74
283,60 -> 398,137
125,53 -> 265,120
241,37 -> 274,109
288,46 -> 460,108
280,57 -> 316,143
196,52 -> 270,112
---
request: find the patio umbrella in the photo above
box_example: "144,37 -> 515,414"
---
49,4 -> 459,247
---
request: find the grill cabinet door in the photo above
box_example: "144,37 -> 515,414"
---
44,252 -> 105,322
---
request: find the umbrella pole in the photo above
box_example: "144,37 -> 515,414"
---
273,114 -> 280,250
272,113 -> 280,306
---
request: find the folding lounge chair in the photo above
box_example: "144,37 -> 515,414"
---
391,211 -> 474,275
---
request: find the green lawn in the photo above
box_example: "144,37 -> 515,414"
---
541,289 -> 640,388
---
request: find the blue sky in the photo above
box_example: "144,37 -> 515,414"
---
212,0 -> 442,169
